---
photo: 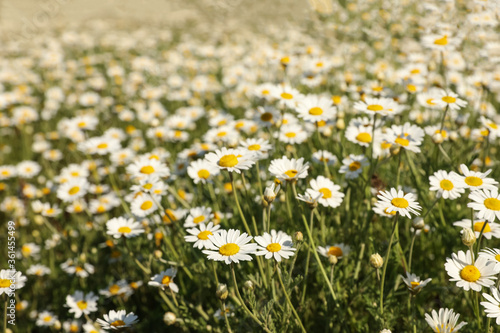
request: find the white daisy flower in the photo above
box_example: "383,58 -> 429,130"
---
311,150 -> 337,166
202,229 -> 258,264
468,188 -> 500,222
435,89 -> 467,111
148,268 -> 179,293
96,310 -> 138,331
309,176 -> 344,208
445,250 -> 497,292
372,201 -> 397,218
0,269 -> 27,295
186,160 -> 220,185
184,222 -> 222,249
400,272 -> 432,294
205,147 -> 256,174
268,156 -> 309,182
424,308 -> 466,333
126,156 -> 170,181
376,188 -> 421,218
450,164 -> 498,191
277,124 -> 308,145
384,122 -> 425,153
254,230 -> 296,262
36,311 -> 58,327
339,154 -> 369,180
295,94 -> 336,123
270,84 -> 303,109
239,138 -> 273,160
454,219 -> 500,239
106,217 -> 145,239
479,248 -> 500,271
345,124 -> 380,148
66,291 -> 98,318
353,97 -> 402,117
317,243 -> 350,259
481,287 -> 500,325
57,177 -> 89,203
429,170 -> 465,200
26,264 -> 51,276
130,194 -> 158,217
184,206 -> 214,228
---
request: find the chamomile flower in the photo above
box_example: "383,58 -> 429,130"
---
106,217 -> 145,239
205,147 -> 256,174
376,188 -> 421,218
268,156 -> 309,182
187,159 -> 220,184
16,161 -> 41,178
96,310 -> 138,331
429,170 -> 465,200
26,264 -> 51,277
435,90 -> 467,111
317,243 -> 350,259
353,97 -> 402,117
454,219 -> 500,239
384,122 -> 425,153
57,178 -> 89,203
36,311 -> 58,327
184,206 -> 214,228
66,291 -> 98,318
400,272 -> 432,294
339,154 -> 368,180
277,124 -> 308,145
424,308 -> 466,333
451,164 -> 498,191
202,229 -> 258,264
373,201 -> 398,218
309,176 -> 344,208
148,268 -> 179,293
445,250 -> 497,291
479,248 -> 500,271
0,270 -> 27,295
345,124 -> 379,147
481,287 -> 500,325
184,222 -> 222,249
270,84 -> 303,109
126,156 -> 170,180
254,230 -> 296,262
0,165 -> 17,180
468,189 -> 500,222
295,94 -> 336,123
130,194 -> 158,217
311,150 -> 337,166
239,138 -> 273,159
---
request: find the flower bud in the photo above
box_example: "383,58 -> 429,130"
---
294,231 -> 303,242
328,255 -> 338,265
243,280 -> 254,291
461,228 -> 476,247
163,312 -> 176,325
216,283 -> 228,300
336,118 -> 345,130
449,131 -> 458,142
389,145 -> 400,156
412,217 -> 424,230
154,250 -> 163,258
264,183 -> 280,204
370,253 -> 384,269
432,132 -> 444,144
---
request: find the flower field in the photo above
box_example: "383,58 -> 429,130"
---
1,0 -> 500,332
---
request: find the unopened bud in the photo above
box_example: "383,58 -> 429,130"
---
390,145 -> 400,156
54,320 -> 62,330
432,132 -> 444,144
264,184 -> 280,204
412,217 -> 424,230
328,255 -> 338,265
294,231 -> 303,242
323,127 -> 332,137
336,118 -> 345,130
216,283 -> 228,300
163,312 -> 176,325
449,131 -> 458,142
244,280 -> 254,290
154,250 -> 163,258
370,253 -> 384,269
461,228 -> 476,247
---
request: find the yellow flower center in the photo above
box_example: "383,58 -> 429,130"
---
143,183 -> 153,190
434,35 -> 448,46
97,143 -> 108,149
285,132 -> 296,138
0,279 -> 11,288
248,144 -> 261,151
219,154 -> 239,168
383,207 -> 397,215
76,300 -> 88,310
140,201 -> 153,210
217,131 -> 227,137
43,316 -> 52,322
391,198 -> 409,208
109,284 -> 120,294
332,96 -> 341,104
266,243 -> 282,252
262,89 -> 270,95
193,215 -> 205,224
484,198 -> 500,211
281,92 -> 293,100
367,104 -> 383,111
381,141 -> 392,149
197,169 -> 210,179
197,230 -> 213,240
426,98 -> 436,105
439,179 -> 454,191
284,169 -> 298,178
219,243 -> 240,256
140,165 -> 155,174
489,123 -> 498,129
110,320 -> 126,327
441,96 -> 456,103
410,281 -> 420,289
118,226 -> 132,234
309,107 -> 323,115
348,161 -> 361,171
356,132 -> 372,143
460,265 -> 480,282
261,113 -> 273,122
68,186 -> 80,195
328,246 -> 343,257
495,254 -> 500,262
319,187 -> 332,199
465,176 -> 483,187
395,137 -> 410,147
161,275 -> 171,285
78,121 -> 86,128
474,222 -> 491,233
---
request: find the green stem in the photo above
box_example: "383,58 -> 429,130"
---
276,263 -> 307,333
408,233 -> 417,273
380,213 -> 399,315
222,302 -> 233,333
230,173 -> 253,236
